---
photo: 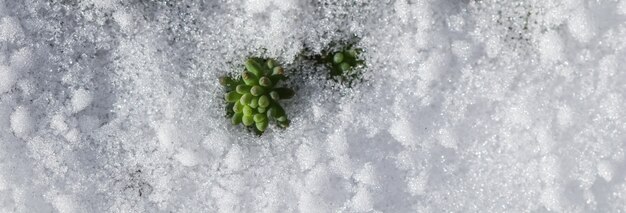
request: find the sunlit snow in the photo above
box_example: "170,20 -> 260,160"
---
1,0 -> 626,212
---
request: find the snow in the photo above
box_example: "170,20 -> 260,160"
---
620,0 -> 626,15
568,8 -> 595,43
70,88 -> 93,113
0,16 -> 23,43
10,106 -> 34,138
0,65 -> 16,94
538,31 -> 564,63
9,47 -> 33,72
597,160 -> 614,182
1,0 -> 626,212
174,148 -> 198,167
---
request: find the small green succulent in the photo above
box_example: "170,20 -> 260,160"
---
220,58 -> 294,134
327,47 -> 364,77
315,41 -> 365,85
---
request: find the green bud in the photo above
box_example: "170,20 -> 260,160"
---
256,121 -> 268,132
270,91 -> 280,101
277,116 -> 287,122
242,115 -> 254,126
258,95 -> 270,108
240,93 -> 252,105
225,91 -> 241,103
275,88 -> 295,99
278,119 -> 290,128
233,101 -> 243,113
259,76 -> 272,87
242,71 -> 257,86
219,76 -> 237,88
333,52 -> 344,64
257,106 -> 267,113
231,113 -> 243,125
266,59 -> 276,69
340,62 -> 351,71
245,58 -> 264,76
272,66 -> 284,76
267,107 -> 276,118
236,85 -> 250,94
253,113 -> 267,123
249,97 -> 258,108
243,105 -> 253,116
250,86 -> 266,96
347,49 -> 358,57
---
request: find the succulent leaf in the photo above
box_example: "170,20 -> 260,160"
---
253,114 -> 267,123
249,97 -> 259,108
256,121 -> 268,132
245,58 -> 264,76
225,91 -> 241,103
236,85 -> 250,94
250,86 -> 266,96
259,77 -> 272,87
243,105 -> 253,116
231,113 -> 243,125
242,71 -> 258,86
240,93 -> 253,105
258,95 -> 270,108
333,52 -> 344,64
242,115 -> 254,126
233,101 -> 243,113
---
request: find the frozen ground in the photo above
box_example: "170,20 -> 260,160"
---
1,0 -> 626,212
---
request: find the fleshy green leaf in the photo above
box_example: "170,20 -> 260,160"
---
231,113 -> 243,125
225,91 -> 241,103
245,58 -> 264,76
240,93 -> 253,105
333,52 -> 344,64
256,121 -> 268,132
250,86 -> 266,96
242,115 -> 254,126
253,113 -> 267,123
258,95 -> 270,108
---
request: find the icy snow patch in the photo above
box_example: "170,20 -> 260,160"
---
0,65 -> 16,94
9,47 -> 33,72
0,16 -> 23,43
174,148 -> 199,167
70,88 -> 93,113
618,0 -> 626,15
538,31 -> 564,62
50,114 -> 69,133
349,186 -> 373,212
10,106 -> 34,138
568,8 -> 595,43
597,160 -> 614,182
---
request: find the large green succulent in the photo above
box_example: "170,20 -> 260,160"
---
220,58 -> 294,134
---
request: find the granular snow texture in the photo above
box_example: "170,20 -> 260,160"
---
1,0 -> 626,212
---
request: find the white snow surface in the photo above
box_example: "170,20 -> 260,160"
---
1,0 -> 626,212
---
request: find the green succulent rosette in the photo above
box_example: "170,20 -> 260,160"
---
220,58 -> 294,134
315,40 -> 365,86
326,46 -> 364,77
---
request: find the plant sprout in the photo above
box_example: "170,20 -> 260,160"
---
220,58 -> 294,134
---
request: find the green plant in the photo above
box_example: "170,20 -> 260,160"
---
315,40 -> 365,86
220,58 -> 294,134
